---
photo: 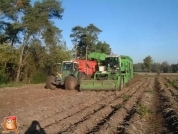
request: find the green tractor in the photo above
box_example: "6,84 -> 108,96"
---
45,61 -> 81,90
45,59 -> 97,90
80,53 -> 133,91
45,52 -> 133,91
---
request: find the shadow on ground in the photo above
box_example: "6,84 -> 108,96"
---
25,120 -> 46,134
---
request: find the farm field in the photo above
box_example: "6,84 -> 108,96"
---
0,75 -> 178,134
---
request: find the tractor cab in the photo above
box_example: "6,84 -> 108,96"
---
93,54 -> 122,80
61,61 -> 78,71
104,55 -> 121,72
57,61 -> 78,82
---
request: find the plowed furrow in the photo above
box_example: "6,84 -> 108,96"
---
157,77 -> 178,133
18,91 -> 126,133
38,78 -> 145,130
123,77 -> 168,134
94,78 -> 151,134
17,91 -> 114,132
163,78 -> 178,102
41,79 -> 146,134
14,91 -> 101,122
164,77 -> 178,89
57,79 -> 148,134
44,90 -> 132,134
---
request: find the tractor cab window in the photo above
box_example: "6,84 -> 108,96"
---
105,57 -> 118,69
62,62 -> 73,70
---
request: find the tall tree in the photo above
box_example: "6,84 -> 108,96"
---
143,55 -> 153,72
161,61 -> 169,73
70,24 -> 102,59
0,0 -> 30,45
1,0 -> 64,82
70,26 -> 85,59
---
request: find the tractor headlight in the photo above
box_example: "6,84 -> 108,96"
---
57,72 -> 62,78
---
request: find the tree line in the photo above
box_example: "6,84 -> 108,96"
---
0,0 -> 111,84
134,56 -> 178,73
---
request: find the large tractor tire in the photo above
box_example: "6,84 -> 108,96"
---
46,75 -> 56,90
65,76 -> 77,90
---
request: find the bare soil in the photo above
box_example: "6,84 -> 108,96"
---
0,75 -> 177,134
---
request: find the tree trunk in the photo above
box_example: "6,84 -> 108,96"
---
15,34 -> 28,82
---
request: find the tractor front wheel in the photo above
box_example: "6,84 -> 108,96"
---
46,75 -> 56,90
65,76 -> 77,90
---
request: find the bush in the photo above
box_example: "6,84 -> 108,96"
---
31,72 -> 46,84
0,73 -> 9,84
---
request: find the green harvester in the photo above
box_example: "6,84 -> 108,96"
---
80,52 -> 133,91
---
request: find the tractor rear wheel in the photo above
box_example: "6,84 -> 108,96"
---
65,76 -> 77,90
46,75 -> 56,90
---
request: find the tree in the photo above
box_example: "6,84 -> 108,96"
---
143,56 -> 153,72
133,63 -> 144,72
170,63 -> 178,73
95,41 -> 111,55
70,24 -> 102,59
1,0 -> 64,82
0,44 -> 18,82
151,62 -> 161,72
161,61 -> 169,73
0,0 -> 30,45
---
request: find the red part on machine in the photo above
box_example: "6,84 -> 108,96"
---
75,60 -> 97,76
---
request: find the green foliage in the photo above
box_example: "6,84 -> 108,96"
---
0,0 -> 72,83
0,44 -> 18,81
0,0 -> 30,45
134,62 -> 178,73
0,73 -> 9,84
161,61 -> 169,73
122,95 -> 131,102
133,63 -> 144,72
143,56 -> 153,72
0,44 -> 18,64
70,24 -> 111,59
1,0 -> 65,82
137,104 -> 151,118
151,62 -> 161,72
31,72 -> 46,84
95,41 -> 111,55
170,64 -> 178,73
0,82 -> 24,88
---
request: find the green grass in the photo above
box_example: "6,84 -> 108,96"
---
122,95 -> 131,102
0,82 -> 24,88
137,104 -> 151,118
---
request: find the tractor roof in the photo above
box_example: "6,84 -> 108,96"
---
63,61 -> 78,63
106,54 -> 120,57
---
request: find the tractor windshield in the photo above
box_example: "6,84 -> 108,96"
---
62,62 -> 73,70
105,57 -> 119,70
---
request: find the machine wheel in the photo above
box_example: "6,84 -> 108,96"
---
65,76 -> 77,90
46,75 -> 56,90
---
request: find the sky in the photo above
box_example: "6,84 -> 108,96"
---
32,0 -> 178,64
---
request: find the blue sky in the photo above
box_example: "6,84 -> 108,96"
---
32,0 -> 178,64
